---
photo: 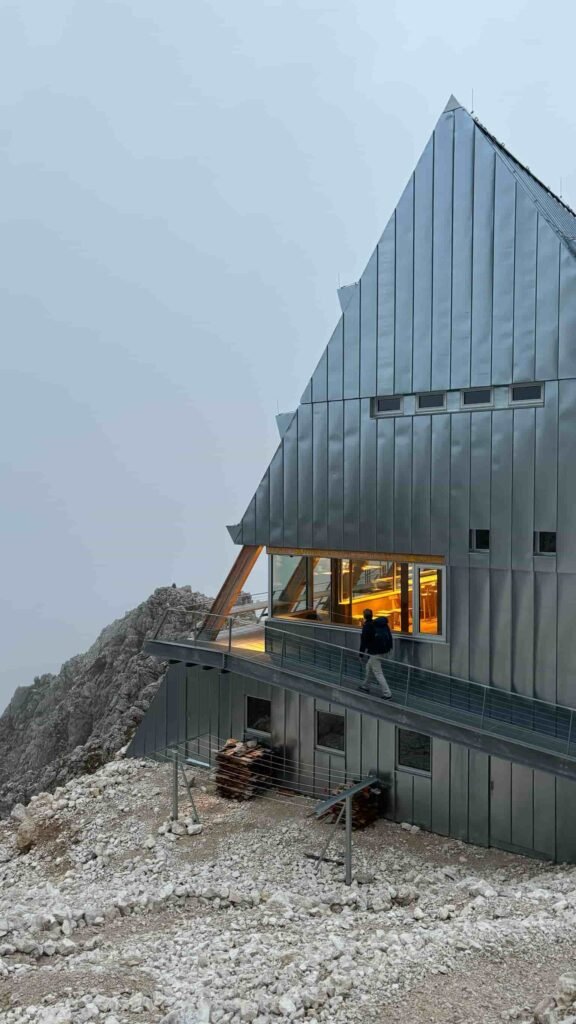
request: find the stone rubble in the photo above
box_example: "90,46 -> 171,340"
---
1,757 -> 576,1023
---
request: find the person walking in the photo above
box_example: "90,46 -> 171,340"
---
359,609 -> 392,698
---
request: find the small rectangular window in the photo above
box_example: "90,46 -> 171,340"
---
373,395 -> 403,416
510,383 -> 543,405
316,710 -> 345,752
417,392 -> 446,411
462,388 -> 493,407
470,529 -> 490,552
397,729 -> 431,773
534,531 -> 556,555
246,696 -> 271,734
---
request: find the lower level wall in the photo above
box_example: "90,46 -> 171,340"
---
128,664 -> 576,864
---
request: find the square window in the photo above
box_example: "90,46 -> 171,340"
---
470,529 -> 490,552
462,388 -> 493,407
316,710 -> 345,752
534,531 -> 556,555
246,696 -> 271,734
373,395 -> 403,416
397,729 -> 431,773
417,392 -> 446,411
510,383 -> 543,405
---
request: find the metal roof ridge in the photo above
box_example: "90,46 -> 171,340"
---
473,114 -> 576,225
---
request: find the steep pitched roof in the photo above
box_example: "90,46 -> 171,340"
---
228,97 -> 576,550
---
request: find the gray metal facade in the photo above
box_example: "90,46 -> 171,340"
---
229,97 -> 576,707
129,663 -> 576,862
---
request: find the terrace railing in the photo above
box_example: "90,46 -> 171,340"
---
149,611 -> 576,766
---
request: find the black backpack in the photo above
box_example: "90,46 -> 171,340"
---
374,616 -> 393,654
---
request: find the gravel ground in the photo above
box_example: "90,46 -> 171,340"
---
1,757 -> 576,1024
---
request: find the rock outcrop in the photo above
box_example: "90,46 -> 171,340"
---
0,586 -> 209,814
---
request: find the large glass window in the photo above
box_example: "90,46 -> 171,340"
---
270,555 -> 444,639
271,555 -> 308,618
311,557 -> 332,622
417,567 -> 442,635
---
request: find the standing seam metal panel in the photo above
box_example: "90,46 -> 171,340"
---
327,401 -> 344,550
471,129 -> 496,387
312,403 -> 328,549
512,185 -> 538,382
431,110 -> 454,390
377,216 -> 395,394
450,108 -> 474,390
412,135 -> 434,393
360,248 -> 378,399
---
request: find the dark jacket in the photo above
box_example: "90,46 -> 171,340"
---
360,616 -> 391,656
360,618 -> 378,655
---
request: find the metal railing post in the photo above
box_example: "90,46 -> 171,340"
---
171,749 -> 178,821
281,635 -> 286,667
228,615 -> 233,653
567,710 -> 574,755
345,795 -> 352,886
480,687 -> 487,731
338,649 -> 345,686
404,666 -> 411,706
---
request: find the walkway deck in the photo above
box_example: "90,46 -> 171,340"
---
146,624 -> 576,782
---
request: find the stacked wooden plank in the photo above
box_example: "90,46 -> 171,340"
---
215,739 -> 273,800
324,783 -> 383,830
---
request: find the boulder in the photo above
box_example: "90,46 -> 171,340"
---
556,973 -> 576,1007
16,818 -> 38,854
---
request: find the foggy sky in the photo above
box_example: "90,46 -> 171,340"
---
1,0 -> 575,710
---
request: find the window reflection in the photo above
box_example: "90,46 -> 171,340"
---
270,554 -> 443,638
418,567 -> 442,635
271,555 -> 308,617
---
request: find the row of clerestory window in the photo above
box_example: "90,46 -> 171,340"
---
469,529 -> 556,555
373,382 -> 543,417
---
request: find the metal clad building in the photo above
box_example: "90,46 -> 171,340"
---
130,97 -> 576,862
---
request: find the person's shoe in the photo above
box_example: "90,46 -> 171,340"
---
381,692 -> 392,700
359,684 -> 370,693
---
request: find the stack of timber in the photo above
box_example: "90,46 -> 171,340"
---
324,783 -> 382,830
215,739 -> 273,800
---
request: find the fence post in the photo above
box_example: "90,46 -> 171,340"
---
480,687 -> 487,731
345,795 -> 352,886
171,748 -> 178,821
404,666 -> 411,706
338,648 -> 345,686
281,635 -> 286,667
228,615 -> 233,653
567,710 -> 574,756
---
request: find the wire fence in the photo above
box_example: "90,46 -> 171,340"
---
149,733 -> 389,810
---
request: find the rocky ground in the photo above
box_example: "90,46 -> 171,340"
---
1,757 -> 576,1024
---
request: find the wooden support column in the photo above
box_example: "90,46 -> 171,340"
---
199,545 -> 262,640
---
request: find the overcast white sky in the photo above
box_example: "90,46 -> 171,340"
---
1,0 -> 575,710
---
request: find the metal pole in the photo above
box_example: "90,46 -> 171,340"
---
171,748 -> 178,821
345,795 -> 352,886
281,635 -> 286,667
405,666 -> 411,706
180,764 -> 200,824
228,615 -> 233,652
315,802 -> 345,874
338,648 -> 344,686
480,687 -> 487,731
567,710 -> 574,755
